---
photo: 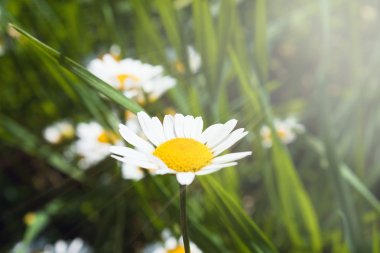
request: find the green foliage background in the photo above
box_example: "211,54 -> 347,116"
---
1,0 -> 380,252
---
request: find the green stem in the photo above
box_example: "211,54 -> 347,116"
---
179,184 -> 190,253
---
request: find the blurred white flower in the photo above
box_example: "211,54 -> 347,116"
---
10,242 -> 29,253
11,238 -> 91,253
260,118 -> 304,148
121,162 -> 145,181
110,44 -> 121,59
44,238 -> 91,253
142,229 -> 202,253
74,121 -> 121,169
361,5 -> 378,23
284,117 -> 305,133
43,120 -> 75,144
187,46 -> 201,73
87,54 -> 176,103
167,46 -> 201,74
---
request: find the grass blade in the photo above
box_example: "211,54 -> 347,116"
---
8,23 -> 144,113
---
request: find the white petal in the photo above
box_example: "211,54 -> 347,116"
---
195,162 -> 237,175
199,123 -> 223,143
121,164 -> 144,181
176,173 -> 196,185
119,124 -> 154,153
206,119 -> 237,148
109,146 -> 149,161
111,155 -> 158,170
190,117 -> 203,141
137,111 -> 162,146
67,239 -> 84,253
155,168 -> 175,175
212,151 -> 252,164
151,117 -> 166,144
163,115 -> 175,140
154,167 -> 176,175
183,115 -> 195,138
164,237 -> 178,250
54,241 -> 68,253
212,129 -> 248,156
174,114 -> 185,137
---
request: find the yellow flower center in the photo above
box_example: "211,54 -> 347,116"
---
153,138 -> 213,172
167,246 -> 185,253
97,131 -> 119,144
117,74 -> 140,90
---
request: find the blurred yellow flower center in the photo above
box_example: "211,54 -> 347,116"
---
117,74 -> 140,90
167,246 -> 185,253
264,130 -> 287,140
153,138 -> 213,172
23,212 -> 36,226
97,131 -> 118,144
277,129 -> 287,139
174,60 -> 186,74
62,127 -> 75,139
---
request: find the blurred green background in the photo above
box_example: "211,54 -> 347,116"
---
1,0 -> 380,252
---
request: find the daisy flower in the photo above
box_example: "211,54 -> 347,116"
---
284,117 -> 305,133
74,121 -> 121,169
87,54 -> 176,103
167,46 -> 201,74
110,112 -> 251,185
43,120 -> 75,144
142,229 -> 202,253
11,238 -> 91,253
260,118 -> 304,148
43,238 -> 91,253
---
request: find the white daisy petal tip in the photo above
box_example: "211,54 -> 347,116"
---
195,162 -> 238,175
110,154 -> 124,162
228,118 -> 238,126
176,173 -> 196,185
118,123 -> 125,128
136,111 -> 149,119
